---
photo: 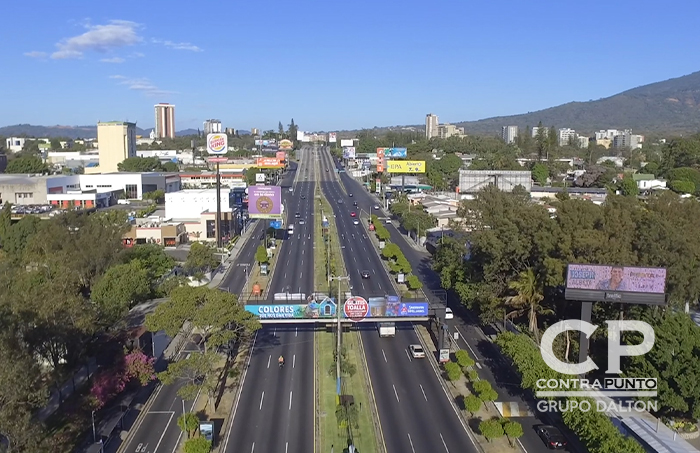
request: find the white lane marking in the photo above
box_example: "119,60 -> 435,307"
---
353,256 -> 357,262
475,362 -> 482,369
293,354 -> 296,368
405,349 -> 412,361
420,384 -> 428,401
517,438 -> 528,452
289,391 -> 293,410
267,355 -> 271,368
393,384 -> 400,403
152,412 -> 173,452
295,327 -> 298,337
300,271 -> 303,279
407,433 -> 416,453
259,391 -> 264,410
251,442 -> 255,453
455,326 -> 479,359
285,442 -> 288,453
440,433 -> 449,452
382,349 -> 387,363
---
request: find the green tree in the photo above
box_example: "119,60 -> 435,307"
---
158,351 -> 218,401
122,243 -> 175,282
669,179 -> 695,194
184,242 -> 218,274
183,436 -> 212,453
503,421 -> 524,447
479,388 -> 498,404
278,121 -> 284,136
618,176 -> 639,197
2,215 -> 40,258
444,361 -> 461,381
5,156 -> 48,174
406,275 -> 423,290
50,138 -> 62,150
531,163 -> 549,185
504,268 -> 550,343
117,156 -> 165,172
177,412 -> 200,439
91,261 -> 152,326
162,161 -> 179,172
0,202 -> 11,245
255,244 -> 269,264
479,418 -> 505,442
464,394 -> 482,417
454,350 -> 475,368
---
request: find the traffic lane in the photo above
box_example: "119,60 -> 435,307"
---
283,327 -> 315,453
275,181 -> 314,294
357,327 -> 414,453
220,221 -> 266,293
122,338 -> 199,453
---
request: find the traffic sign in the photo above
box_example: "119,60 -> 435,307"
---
344,296 -> 369,321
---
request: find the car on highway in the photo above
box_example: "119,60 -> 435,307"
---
445,307 -> 454,319
299,219 -> 305,225
301,195 -> 306,199
348,193 -> 353,197
289,187 -> 293,192
338,199 -> 344,204
409,344 -> 425,359
360,270 -> 370,279
350,212 -> 356,217
353,201 -> 358,206
373,205 -> 380,210
353,219 -> 359,225
535,425 -> 568,450
295,212 -> 301,218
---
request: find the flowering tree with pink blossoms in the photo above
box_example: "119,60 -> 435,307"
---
90,349 -> 157,409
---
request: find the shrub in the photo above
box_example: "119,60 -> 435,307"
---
473,379 -> 492,394
464,394 -> 482,416
444,361 -> 462,381
479,418 -> 504,442
479,388 -> 498,403
467,369 -> 479,381
455,350 -> 475,368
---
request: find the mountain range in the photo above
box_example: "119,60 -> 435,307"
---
3,70 -> 700,139
0,124 -> 199,140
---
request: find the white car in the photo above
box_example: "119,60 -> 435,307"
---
409,344 -> 425,359
353,219 -> 359,225
445,307 -> 454,320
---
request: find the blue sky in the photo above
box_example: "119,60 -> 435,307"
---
2,0 -> 699,132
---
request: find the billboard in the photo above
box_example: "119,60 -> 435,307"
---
387,160 -> 426,173
206,133 -> 228,155
248,186 -> 282,219
279,139 -> 293,150
565,264 -> 667,305
340,139 -> 354,147
255,139 -> 276,146
256,157 -> 285,169
255,173 -> 266,183
296,131 -> 305,141
246,299 -> 338,319
261,145 -> 279,153
276,151 -> 286,161
342,147 -> 356,159
329,132 -> 337,143
270,220 -> 283,229
377,148 -> 385,173
244,297 -> 428,319
383,147 -> 408,158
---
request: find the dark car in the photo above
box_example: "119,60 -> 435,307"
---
348,193 -> 353,197
353,201 -> 358,206
360,270 -> 370,279
536,425 -> 567,450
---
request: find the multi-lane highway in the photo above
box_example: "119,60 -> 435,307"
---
335,153 -> 555,452
318,147 -> 480,453
223,146 -> 316,453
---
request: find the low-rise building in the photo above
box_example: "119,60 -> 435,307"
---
530,186 -> 607,204
5,137 -> 26,153
122,217 -> 188,247
180,171 -> 246,189
633,173 -> 667,191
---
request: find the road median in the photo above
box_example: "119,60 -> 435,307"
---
315,173 -> 385,453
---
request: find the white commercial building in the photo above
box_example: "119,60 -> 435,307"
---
613,130 -> 644,149
502,126 -> 518,144
595,129 -> 621,141
558,128 -> 576,146
203,119 -> 222,134
165,189 -> 232,220
5,137 -> 26,153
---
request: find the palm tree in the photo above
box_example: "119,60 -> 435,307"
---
504,267 -> 551,343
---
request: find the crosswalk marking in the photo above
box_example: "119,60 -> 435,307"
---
493,401 -> 534,417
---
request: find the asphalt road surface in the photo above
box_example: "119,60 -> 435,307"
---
223,146 -> 317,453
318,147 -> 480,453
335,154 -> 558,452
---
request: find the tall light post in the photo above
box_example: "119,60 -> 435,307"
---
329,275 -> 350,395
91,410 -> 97,444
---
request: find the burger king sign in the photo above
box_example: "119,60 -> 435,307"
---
207,133 -> 228,155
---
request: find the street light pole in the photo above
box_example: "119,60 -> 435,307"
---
91,410 -> 96,444
329,275 -> 350,395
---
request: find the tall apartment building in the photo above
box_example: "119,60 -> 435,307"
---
438,123 -> 466,139
425,113 -> 439,139
501,126 -> 518,144
613,130 -> 644,149
595,129 -> 620,141
203,119 -> 222,134
96,121 -> 137,173
558,128 -> 576,147
154,103 -> 176,139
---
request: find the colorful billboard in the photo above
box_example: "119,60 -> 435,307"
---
342,147 -> 356,159
279,139 -> 293,150
276,151 -> 287,161
244,297 -> 429,320
340,139 -> 354,147
255,139 -> 276,146
387,160 -> 426,173
248,185 -> 282,219
207,133 -> 228,155
256,157 -> 285,169
383,147 -> 407,158
566,264 -> 666,294
329,132 -> 337,143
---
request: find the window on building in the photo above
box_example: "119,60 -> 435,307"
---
206,220 -> 216,238
125,184 -> 138,199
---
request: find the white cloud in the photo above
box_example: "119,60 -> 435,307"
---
110,75 -> 176,97
130,52 -> 145,58
51,20 -> 142,60
100,57 -> 125,63
24,51 -> 48,58
153,38 -> 202,52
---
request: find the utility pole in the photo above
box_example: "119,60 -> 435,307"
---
329,275 -> 350,395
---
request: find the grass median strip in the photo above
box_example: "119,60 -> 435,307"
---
315,178 -> 382,453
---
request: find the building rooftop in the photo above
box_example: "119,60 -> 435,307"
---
98,121 -> 136,126
531,186 -> 608,194
0,174 -> 65,184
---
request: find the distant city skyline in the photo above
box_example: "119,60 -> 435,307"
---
3,0 -> 699,131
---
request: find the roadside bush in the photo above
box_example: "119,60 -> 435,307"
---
455,350 -> 475,368
473,379 -> 492,394
479,418 -> 504,442
406,275 -> 423,290
503,420 -> 524,446
183,437 -> 212,453
479,388 -> 498,404
464,394 -> 482,416
467,369 -> 479,381
444,361 -> 462,381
